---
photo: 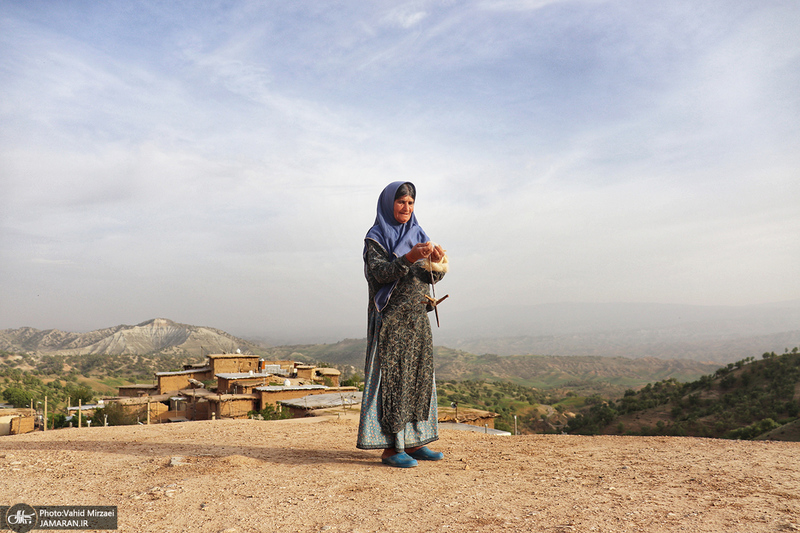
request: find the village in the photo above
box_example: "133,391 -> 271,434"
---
1,352 -> 501,436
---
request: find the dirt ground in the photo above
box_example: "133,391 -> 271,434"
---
1,413 -> 798,533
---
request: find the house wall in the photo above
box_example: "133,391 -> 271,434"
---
157,407 -> 188,423
158,374 -> 193,393
259,387 -> 358,407
284,406 -> 311,418
259,360 -> 295,373
118,386 -> 158,398
295,366 -> 315,380
313,371 -> 340,387
118,401 -> 170,423
214,398 -> 257,419
191,400 -> 212,421
448,416 -> 496,429
438,408 -> 498,429
217,377 -> 271,394
469,416 -> 495,429
209,356 -> 259,375
10,415 -> 35,435
0,415 -> 14,436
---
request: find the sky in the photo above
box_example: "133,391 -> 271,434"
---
1,0 -> 799,343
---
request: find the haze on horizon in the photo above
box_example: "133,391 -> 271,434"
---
1,1 -> 798,344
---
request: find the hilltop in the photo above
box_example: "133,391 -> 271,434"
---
0,417 -> 798,532
567,349 -> 800,439
0,318 -> 263,356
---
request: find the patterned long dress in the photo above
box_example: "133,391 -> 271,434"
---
356,239 -> 445,450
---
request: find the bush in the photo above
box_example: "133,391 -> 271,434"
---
49,413 -> 68,429
92,403 -> 141,426
2,386 -> 34,408
249,404 -> 291,421
341,373 -> 364,390
726,418 -> 781,440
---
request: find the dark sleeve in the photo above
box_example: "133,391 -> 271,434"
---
365,239 -> 413,284
411,263 -> 445,284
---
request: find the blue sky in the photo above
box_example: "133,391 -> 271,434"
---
1,0 -> 798,342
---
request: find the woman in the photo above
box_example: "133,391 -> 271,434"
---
357,181 -> 448,468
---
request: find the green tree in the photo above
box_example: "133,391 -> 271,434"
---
2,386 -> 34,408
65,384 -> 94,405
92,403 -> 139,426
250,404 -> 291,421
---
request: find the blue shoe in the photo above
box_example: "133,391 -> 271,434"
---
408,446 -> 444,461
381,452 -> 418,468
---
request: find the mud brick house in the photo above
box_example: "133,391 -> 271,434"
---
107,353 -> 353,423
117,384 -> 158,397
437,406 -> 500,429
0,408 -> 36,436
278,391 -> 362,418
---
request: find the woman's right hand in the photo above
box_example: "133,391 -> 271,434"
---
405,241 -> 434,263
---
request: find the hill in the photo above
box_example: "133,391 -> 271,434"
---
0,320 -> 723,398
264,339 -> 720,396
0,318 -> 263,356
1,417 -> 798,532
443,329 -> 800,364
437,301 -> 800,363
567,348 -> 800,439
431,349 -> 719,392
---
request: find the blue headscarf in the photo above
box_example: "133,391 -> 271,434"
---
364,181 -> 430,311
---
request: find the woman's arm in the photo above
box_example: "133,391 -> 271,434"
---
365,239 -> 413,284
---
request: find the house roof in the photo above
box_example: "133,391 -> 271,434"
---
255,384 -> 327,392
176,388 -> 218,398
206,354 -> 259,359
262,365 -> 289,376
279,392 -> 362,410
110,394 -> 175,405
67,404 -> 104,411
155,367 -> 211,377
215,372 -> 273,380
206,393 -> 259,402
437,407 -> 500,423
439,422 -> 511,435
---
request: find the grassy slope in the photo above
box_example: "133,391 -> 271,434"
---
567,350 -> 800,440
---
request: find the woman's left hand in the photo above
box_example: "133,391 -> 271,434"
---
429,244 -> 445,262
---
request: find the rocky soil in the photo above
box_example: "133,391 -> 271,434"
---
1,414 -> 798,532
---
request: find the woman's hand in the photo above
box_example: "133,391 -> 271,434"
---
405,241 -> 435,263
429,244 -> 445,263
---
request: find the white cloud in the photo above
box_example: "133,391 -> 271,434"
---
1,1 -> 799,339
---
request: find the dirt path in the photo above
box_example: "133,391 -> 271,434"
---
1,416 -> 798,532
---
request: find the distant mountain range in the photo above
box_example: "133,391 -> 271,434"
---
3,300 -> 798,366
0,319 -> 725,396
0,318 -> 261,356
434,301 -> 800,362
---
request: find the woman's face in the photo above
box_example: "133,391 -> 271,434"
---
393,195 -> 414,224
